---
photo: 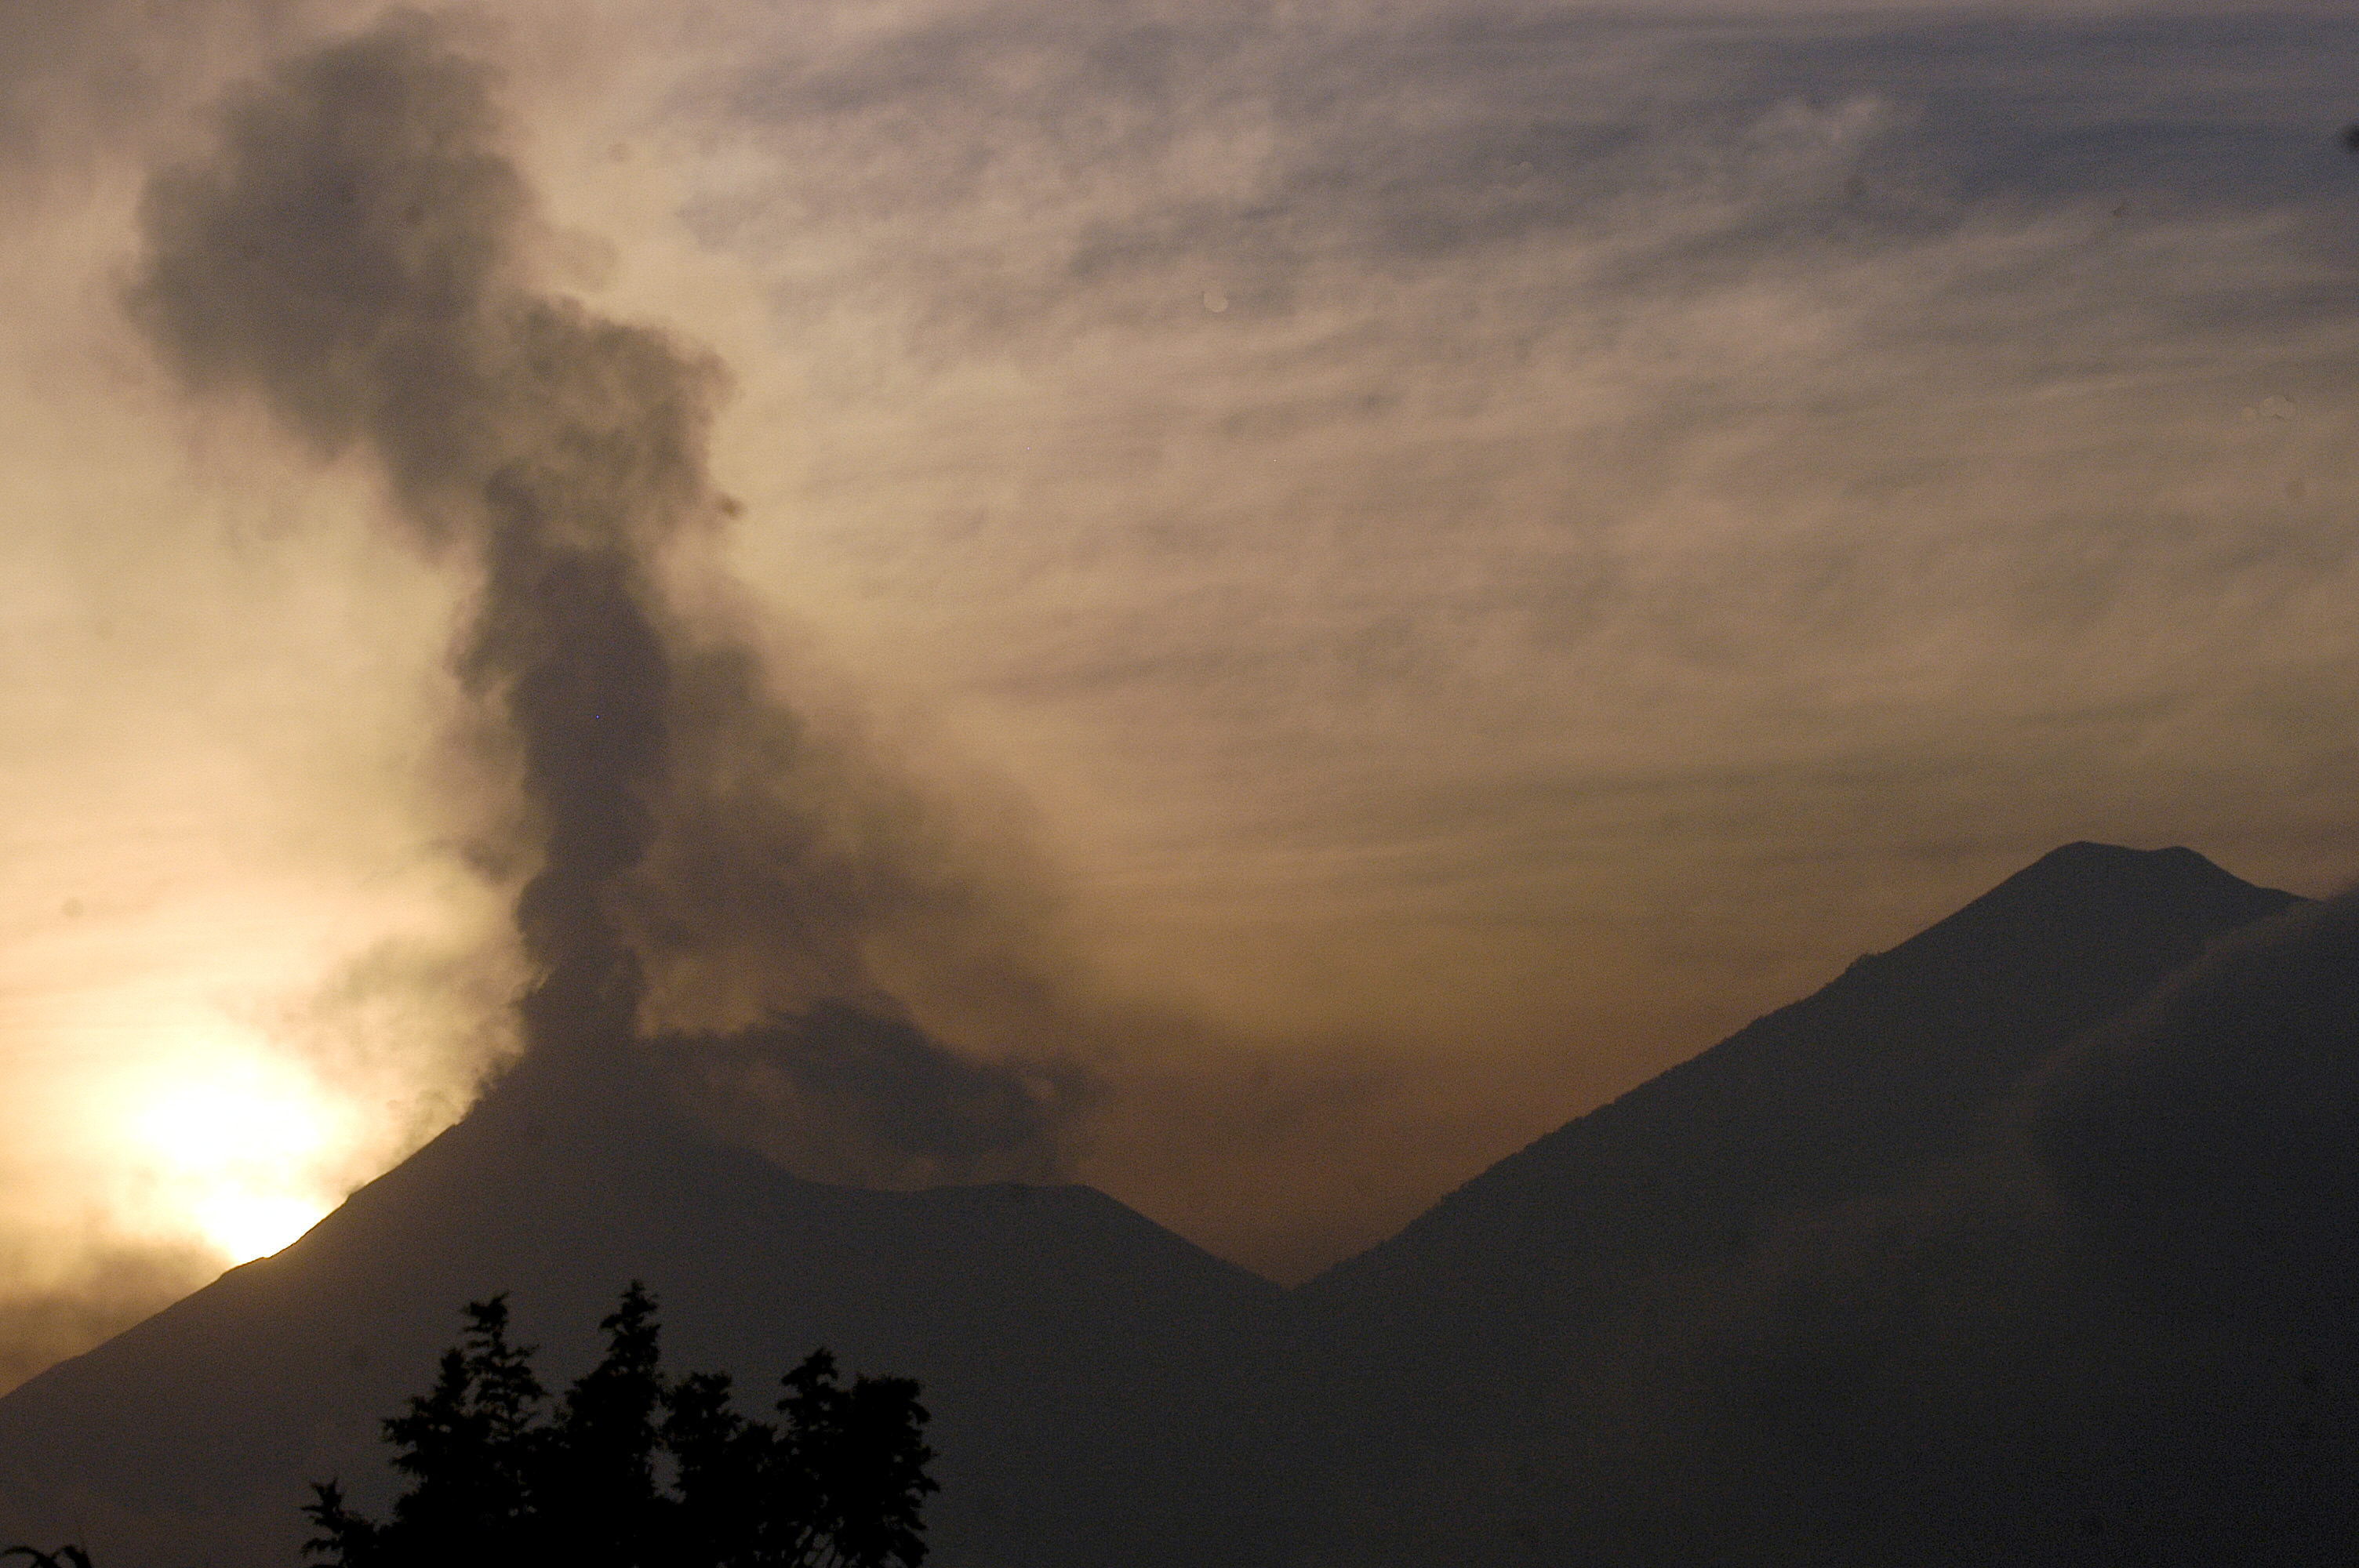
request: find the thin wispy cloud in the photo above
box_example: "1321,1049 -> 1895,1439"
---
0,1 -> 2354,1376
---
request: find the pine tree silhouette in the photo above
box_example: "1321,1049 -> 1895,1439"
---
305,1284 -> 937,1568
541,1284 -> 669,1566
307,1294 -> 547,1567
778,1352 -> 936,1568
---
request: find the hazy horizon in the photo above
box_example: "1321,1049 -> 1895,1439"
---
4,0 -> 2358,1390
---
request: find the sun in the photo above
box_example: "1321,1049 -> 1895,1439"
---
122,1051 -> 348,1264
185,1189 -> 340,1267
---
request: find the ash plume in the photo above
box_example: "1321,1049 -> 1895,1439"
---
132,10 -> 1088,1185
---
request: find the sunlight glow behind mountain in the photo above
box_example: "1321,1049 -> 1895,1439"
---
122,1050 -> 346,1263
5,0 -> 2359,1341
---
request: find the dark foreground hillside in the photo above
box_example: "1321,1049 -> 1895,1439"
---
6,843 -> 2347,1567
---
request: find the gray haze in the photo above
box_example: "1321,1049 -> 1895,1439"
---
2,0 -> 2358,1382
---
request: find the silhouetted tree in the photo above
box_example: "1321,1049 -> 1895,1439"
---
665,1368 -> 774,1566
307,1293 -> 547,1567
2,1548 -> 94,1568
306,1284 -> 936,1568
543,1283 -> 671,1566
660,1351 -> 934,1568
776,1352 -> 936,1568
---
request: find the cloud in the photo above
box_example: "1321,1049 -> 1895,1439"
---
5,0 -> 2359,1392
0,1243 -> 219,1396
612,0 -> 2359,1238
660,998 -> 1094,1187
129,12 -> 1096,1188
665,0 -> 2359,938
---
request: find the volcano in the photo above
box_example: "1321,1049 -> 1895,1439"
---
0,842 -> 2313,1568
0,1058 -> 1289,1568
28,18 -> 2354,1566
1305,842 -> 2300,1351
1289,841 -> 2306,1548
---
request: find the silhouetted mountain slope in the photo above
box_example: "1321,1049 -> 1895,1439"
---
1297,844 -> 2299,1462
0,1062 -> 1288,1568
0,843 -> 2321,1568
1419,887 -> 2359,1568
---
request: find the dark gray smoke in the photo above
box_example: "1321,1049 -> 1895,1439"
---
669,999 -> 1091,1187
132,10 -> 1086,1185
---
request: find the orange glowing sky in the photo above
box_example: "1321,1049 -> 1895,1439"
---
4,0 -> 2359,1387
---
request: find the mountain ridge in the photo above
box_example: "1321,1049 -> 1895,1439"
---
1305,840 -> 2299,1304
0,840 -> 2313,1567
1283,840 -> 2303,1527
0,1068 -> 1291,1568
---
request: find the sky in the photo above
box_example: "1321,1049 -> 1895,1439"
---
2,0 -> 2358,1385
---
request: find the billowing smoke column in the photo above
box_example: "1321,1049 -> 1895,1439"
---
133,12 -> 1085,1186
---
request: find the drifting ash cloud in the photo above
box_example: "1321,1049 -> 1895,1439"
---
6,0 -> 2359,1374
133,11 -> 1090,1189
0,1241 -> 218,1396
655,0 -> 2359,1099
